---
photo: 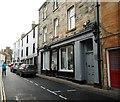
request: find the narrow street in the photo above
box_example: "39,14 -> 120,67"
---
0,67 -> 117,101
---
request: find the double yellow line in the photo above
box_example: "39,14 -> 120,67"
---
0,75 -> 6,102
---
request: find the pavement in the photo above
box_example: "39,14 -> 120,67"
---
36,73 -> 120,100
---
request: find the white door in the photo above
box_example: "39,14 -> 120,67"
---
86,52 -> 94,84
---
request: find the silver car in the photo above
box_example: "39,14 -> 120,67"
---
10,62 -> 23,73
16,64 -> 37,77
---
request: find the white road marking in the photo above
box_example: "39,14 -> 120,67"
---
59,95 -> 67,100
25,79 -> 29,81
30,81 -> 33,83
35,83 -> 39,86
53,90 -> 61,93
41,86 -> 46,90
15,96 -> 19,100
67,89 -> 76,92
46,89 -> 58,95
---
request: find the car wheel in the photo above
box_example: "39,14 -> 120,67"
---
20,72 -> 23,77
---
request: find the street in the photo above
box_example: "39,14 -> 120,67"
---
1,68 -> 117,101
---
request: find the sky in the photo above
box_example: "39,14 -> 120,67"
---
0,0 -> 46,50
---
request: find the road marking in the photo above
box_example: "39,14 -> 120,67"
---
59,95 -> 67,100
46,89 -> 58,95
67,89 -> 76,92
15,96 -> 19,101
41,86 -> 46,90
30,81 -> 33,83
1,76 -> 6,102
23,78 -> 29,82
34,83 -> 39,86
53,90 -> 61,93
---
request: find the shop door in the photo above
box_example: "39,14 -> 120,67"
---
109,49 -> 120,88
86,52 -> 94,84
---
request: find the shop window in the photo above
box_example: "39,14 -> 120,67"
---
60,45 -> 74,71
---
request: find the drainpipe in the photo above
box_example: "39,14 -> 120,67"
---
96,0 -> 102,88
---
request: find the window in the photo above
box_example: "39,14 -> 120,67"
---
61,45 -> 74,71
26,47 -> 28,56
33,29 -> 35,38
27,35 -> 28,43
22,40 -> 23,46
33,43 -> 35,53
67,6 -> 75,30
54,18 -> 58,37
53,0 -> 58,10
43,27 -> 47,43
21,49 -> 23,57
43,5 -> 47,19
43,52 -> 50,70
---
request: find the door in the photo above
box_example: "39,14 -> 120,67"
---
109,49 -> 120,88
86,52 -> 94,84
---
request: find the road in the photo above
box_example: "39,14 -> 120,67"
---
2,68 -> 117,101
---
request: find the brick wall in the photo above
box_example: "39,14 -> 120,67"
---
101,2 -> 120,88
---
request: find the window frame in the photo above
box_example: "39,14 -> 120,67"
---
26,47 -> 28,56
54,18 -> 59,37
60,45 -> 74,72
33,29 -> 35,38
67,6 -> 75,31
33,43 -> 35,53
26,35 -> 28,43
53,0 -> 58,10
43,27 -> 47,43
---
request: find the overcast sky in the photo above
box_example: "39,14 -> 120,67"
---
0,0 -> 46,50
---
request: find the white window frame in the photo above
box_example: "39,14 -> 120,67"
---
43,52 -> 50,70
53,0 -> 58,10
68,6 -> 75,30
43,5 -> 47,19
54,18 -> 58,37
59,46 -> 74,72
43,27 -> 47,43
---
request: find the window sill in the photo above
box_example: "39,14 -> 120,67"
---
53,7 -> 59,12
66,27 -> 76,33
52,35 -> 59,40
42,41 -> 47,45
58,70 -> 73,72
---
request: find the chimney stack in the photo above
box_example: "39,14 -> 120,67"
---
32,21 -> 36,29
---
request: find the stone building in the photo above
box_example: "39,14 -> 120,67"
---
101,2 -> 120,89
38,1 -> 101,87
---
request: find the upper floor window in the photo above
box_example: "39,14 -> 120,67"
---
43,5 -> 47,19
43,27 -> 47,43
67,6 -> 75,30
26,47 -> 28,56
22,40 -> 23,46
53,0 -> 58,10
33,43 -> 35,53
33,29 -> 35,38
27,35 -> 28,43
54,18 -> 59,37
21,49 -> 23,57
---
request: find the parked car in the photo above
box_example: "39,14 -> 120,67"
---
10,62 -> 23,73
8,63 -> 13,67
16,64 -> 37,77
